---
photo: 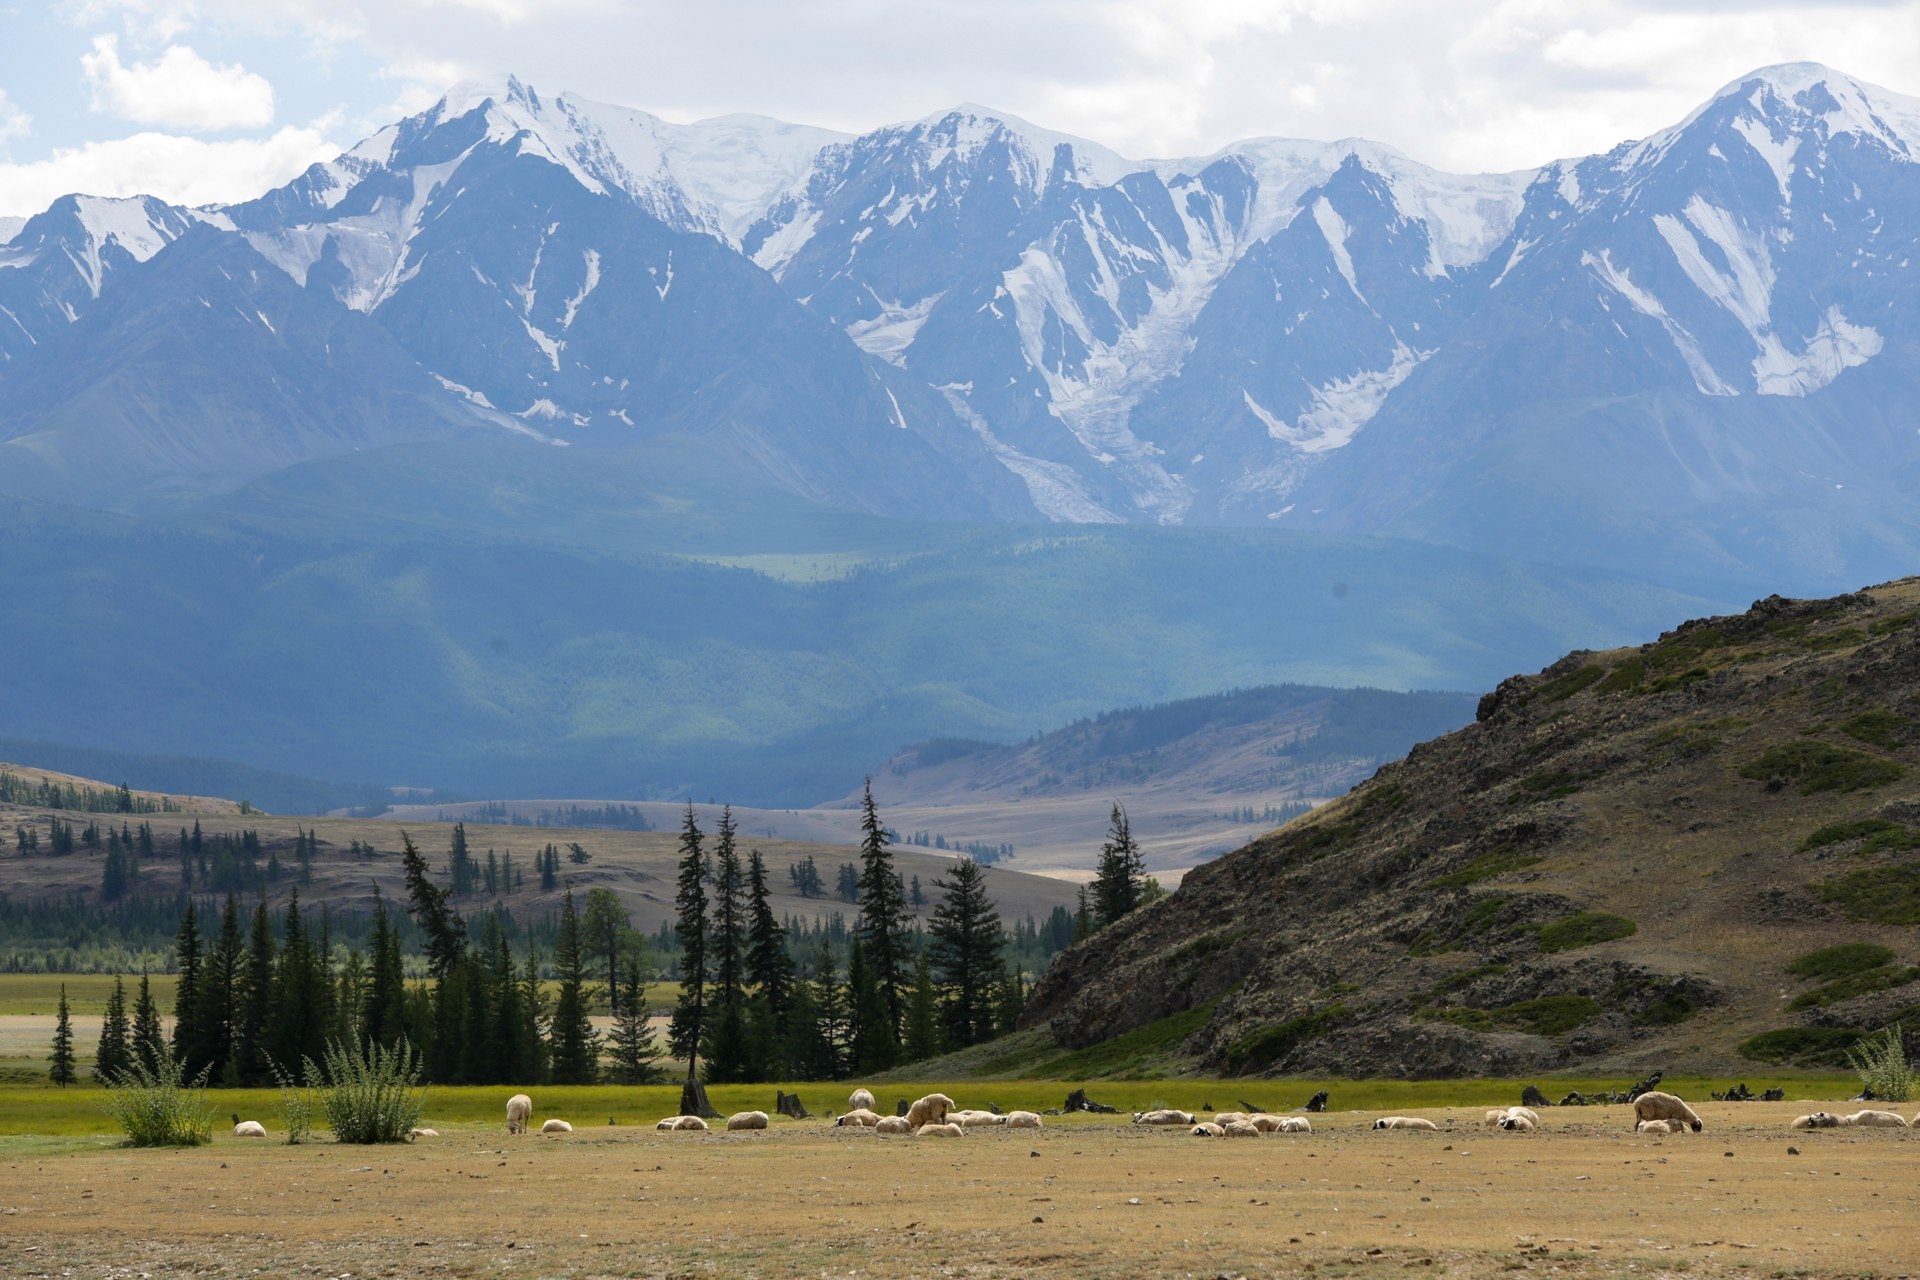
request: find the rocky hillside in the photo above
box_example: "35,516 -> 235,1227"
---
1024,580 -> 1920,1076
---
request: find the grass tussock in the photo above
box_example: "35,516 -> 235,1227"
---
309,1038 -> 427,1144
1536,911 -> 1637,954
1739,741 -> 1904,794
1816,863 -> 1920,926
1844,1023 -> 1917,1102
1798,820 -> 1920,856
101,1057 -> 217,1148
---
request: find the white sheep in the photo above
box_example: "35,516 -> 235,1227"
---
1373,1116 -> 1440,1131
1482,1109 -> 1510,1127
506,1093 -> 533,1135
672,1115 -> 710,1132
540,1118 -> 573,1134
1506,1106 -> 1540,1126
914,1122 -> 964,1137
1223,1120 -> 1261,1138
726,1110 -> 770,1131
1840,1109 -> 1909,1128
1213,1111 -> 1250,1126
904,1093 -> 956,1128
1004,1111 -> 1043,1129
874,1116 -> 912,1134
1190,1122 -> 1226,1137
849,1088 -> 876,1111
1636,1119 -> 1680,1135
835,1108 -> 882,1128
1247,1114 -> 1283,1133
231,1118 -> 266,1138
1131,1109 -> 1195,1126
1632,1091 -> 1702,1132
951,1109 -> 1007,1127
1790,1112 -> 1841,1130
407,1127 -> 440,1140
1278,1116 -> 1312,1134
1499,1114 -> 1536,1132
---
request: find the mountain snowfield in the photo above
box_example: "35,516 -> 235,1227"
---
2,62 -> 1918,586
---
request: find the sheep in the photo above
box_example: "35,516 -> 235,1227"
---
1247,1114 -> 1283,1133
1506,1106 -> 1540,1126
726,1110 -> 770,1131
1213,1111 -> 1251,1126
874,1116 -> 913,1134
231,1117 -> 266,1138
1482,1109 -> 1510,1127
1840,1109 -> 1909,1128
507,1093 -> 533,1135
1636,1119 -> 1684,1135
1632,1091 -> 1703,1133
672,1116 -> 710,1131
903,1093 -> 956,1129
407,1127 -> 440,1140
1223,1120 -> 1261,1138
914,1122 -> 964,1137
540,1119 -> 573,1134
951,1109 -> 1006,1127
1372,1116 -> 1440,1131
1190,1122 -> 1226,1137
1790,1112 -> 1842,1130
835,1108 -> 882,1128
1131,1109 -> 1196,1126
1498,1114 -> 1536,1132
1004,1111 -> 1043,1129
1278,1116 -> 1312,1134
849,1088 -> 876,1111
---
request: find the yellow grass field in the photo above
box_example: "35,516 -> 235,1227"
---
0,1100 -> 1913,1278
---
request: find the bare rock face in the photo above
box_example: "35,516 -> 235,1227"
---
1023,581 -> 1920,1078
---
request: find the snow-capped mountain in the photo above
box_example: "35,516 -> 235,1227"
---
1,63 -> 1915,586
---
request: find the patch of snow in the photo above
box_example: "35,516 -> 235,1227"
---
1753,305 -> 1882,395
0,216 -> 24,245
433,374 -> 499,410
561,249 -> 601,329
255,310 -> 275,334
846,291 -> 941,365
1733,117 -> 1798,203
1582,248 -> 1736,396
1244,342 -> 1428,454
883,386 -> 909,430
937,384 -> 1121,523
1311,197 -> 1364,304
651,251 -> 674,301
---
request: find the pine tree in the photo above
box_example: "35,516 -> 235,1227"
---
805,934 -> 846,1080
171,901 -> 203,1068
927,856 -> 1004,1050
94,975 -> 131,1083
539,843 -> 559,892
909,874 -> 925,908
235,902 -> 275,1085
581,888 -> 629,1016
401,831 -> 466,977
547,887 -> 599,1084
704,807 -> 750,1080
1073,886 -> 1093,943
488,928 -> 529,1084
853,779 -> 910,1053
1091,803 -> 1145,928
448,823 -> 473,896
48,984 -> 76,1087
744,849 -> 794,1044
667,806 -> 709,1078
518,943 -> 549,1085
131,972 -> 165,1075
994,962 -> 1027,1035
606,957 -> 662,1084
845,936 -> 895,1073
902,951 -> 941,1063
268,890 -> 326,1075
190,895 -> 243,1084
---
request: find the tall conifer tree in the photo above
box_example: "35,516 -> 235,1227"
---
927,857 -> 1004,1049
48,985 -> 76,1086
667,807 -> 709,1077
235,902 -> 275,1084
547,888 -> 599,1084
94,975 -> 131,1083
853,779 -> 909,1054
171,902 -> 203,1066
1091,803 -> 1144,928
131,972 -> 164,1075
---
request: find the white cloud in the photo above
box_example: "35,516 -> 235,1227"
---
0,90 -> 30,145
81,32 -> 277,131
0,124 -> 339,216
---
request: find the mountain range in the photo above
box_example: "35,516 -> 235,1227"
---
2,62 -> 1917,590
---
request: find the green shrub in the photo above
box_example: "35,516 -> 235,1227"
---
1494,995 -> 1602,1036
1433,850 -> 1543,888
1536,911 -> 1638,953
308,1037 -> 427,1144
1635,994 -> 1697,1026
1802,628 -> 1867,653
101,1056 -> 217,1148
1511,770 -> 1585,803
1224,1005 -> 1348,1074
1595,657 -> 1646,694
1416,1007 -> 1492,1031
1798,820 -> 1920,855
1538,665 -> 1605,703
1869,612 -> 1919,636
1840,711 -> 1911,751
1788,943 -> 1897,981
1844,1023 -> 1917,1102
1739,741 -> 1904,794
1786,965 -> 1920,1011
1646,667 -> 1710,694
271,1059 -> 317,1145
1817,864 -> 1920,925
1647,725 -> 1726,762
1737,1027 -> 1863,1066
1430,964 -> 1509,996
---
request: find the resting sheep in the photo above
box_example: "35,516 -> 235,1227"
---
1636,1119 -> 1680,1135
1213,1112 -> 1250,1126
952,1109 -> 1007,1127
507,1093 -> 533,1135
540,1118 -> 573,1134
1004,1111 -> 1043,1129
232,1118 -> 266,1138
1373,1117 -> 1441,1131
1790,1112 -> 1841,1130
656,1115 -> 709,1131
407,1127 -> 439,1140
726,1111 -> 770,1131
904,1093 -> 956,1129
1499,1114 -> 1536,1132
1632,1091 -> 1703,1133
835,1108 -> 882,1128
1223,1120 -> 1261,1138
914,1122 -> 964,1138
1247,1114 -> 1283,1133
849,1088 -> 876,1112
1841,1109 -> 1909,1128
874,1116 -> 912,1134
1278,1116 -> 1312,1134
1483,1109 -> 1510,1127
1190,1122 -> 1226,1137
1132,1109 -> 1195,1126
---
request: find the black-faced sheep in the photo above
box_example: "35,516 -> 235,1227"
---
1790,1112 -> 1841,1130
904,1093 -> 956,1128
1632,1091 -> 1703,1132
1190,1122 -> 1226,1137
1131,1109 -> 1195,1126
232,1119 -> 266,1138
726,1111 -> 770,1131
540,1118 -> 573,1134
1841,1109 -> 1909,1128
507,1093 -> 533,1135
1499,1114 -> 1536,1132
1373,1117 -> 1441,1131
914,1122 -> 964,1137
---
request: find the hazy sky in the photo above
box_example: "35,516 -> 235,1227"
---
0,0 -> 1916,216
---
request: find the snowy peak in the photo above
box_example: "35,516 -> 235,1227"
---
908,103 -> 1141,193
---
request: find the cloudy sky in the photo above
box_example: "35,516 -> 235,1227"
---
0,0 -> 1915,217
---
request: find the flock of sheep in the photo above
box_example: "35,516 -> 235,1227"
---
220,1086 -> 1920,1143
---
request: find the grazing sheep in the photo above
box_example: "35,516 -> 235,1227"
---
1841,1109 -> 1909,1128
874,1116 -> 912,1134
1131,1109 -> 1196,1126
1632,1091 -> 1703,1133
407,1128 -> 440,1140
1790,1112 -> 1842,1130
231,1118 -> 266,1138
914,1122 -> 964,1138
1636,1119 -> 1678,1135
507,1093 -> 533,1135
904,1093 -> 957,1129
835,1108 -> 882,1128
849,1088 -> 876,1112
1278,1117 -> 1312,1134
1190,1122 -> 1226,1137
1372,1117 -> 1441,1131
1004,1111 -> 1043,1129
1213,1112 -> 1251,1126
540,1119 -> 573,1134
1499,1114 -> 1536,1132
1224,1120 -> 1261,1138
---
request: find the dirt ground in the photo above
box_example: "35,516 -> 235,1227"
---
0,1102 -> 1915,1278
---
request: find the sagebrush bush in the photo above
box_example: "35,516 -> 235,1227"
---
1845,1023 -> 1917,1102
307,1037 -> 426,1143
270,1059 -> 316,1145
102,1057 -> 216,1147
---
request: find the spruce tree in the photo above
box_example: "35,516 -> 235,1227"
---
235,902 -> 275,1085
94,975 -> 131,1083
853,780 -> 910,1052
902,951 -> 941,1063
928,857 -> 1004,1049
171,902 -> 203,1069
845,936 -> 895,1074
488,928 -> 528,1084
581,888 -> 629,1016
48,984 -> 76,1086
606,956 -> 662,1084
191,895 -> 243,1083
401,831 -> 465,978
547,888 -> 599,1084
131,972 -> 165,1075
1090,803 -> 1144,928
361,887 -> 407,1049
268,891 -> 326,1075
518,943 -> 549,1085
1073,886 -> 1093,943
805,934 -> 846,1080
666,806 -> 709,1078
744,849 -> 794,1042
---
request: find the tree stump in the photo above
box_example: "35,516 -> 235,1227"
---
680,1076 -> 722,1120
775,1090 -> 811,1120
1064,1088 -> 1118,1114
1237,1098 -> 1270,1116
1301,1091 -> 1329,1113
1521,1085 -> 1551,1109
896,1098 -> 909,1117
